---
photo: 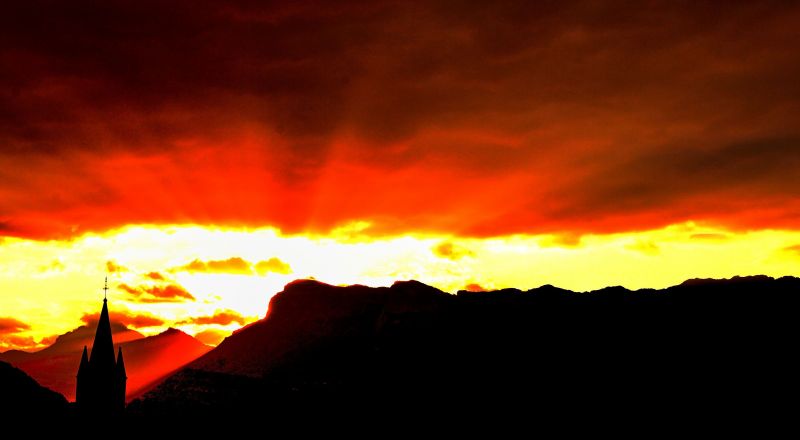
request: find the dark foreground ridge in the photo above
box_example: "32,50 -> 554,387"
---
0,360 -> 69,417
124,275 -> 799,428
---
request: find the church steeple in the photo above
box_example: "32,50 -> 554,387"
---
89,289 -> 115,370
76,278 -> 127,415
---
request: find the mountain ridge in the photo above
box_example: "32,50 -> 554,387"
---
0,360 -> 69,417
131,274 -> 800,423
0,325 -> 210,401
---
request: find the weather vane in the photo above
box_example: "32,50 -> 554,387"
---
103,276 -> 108,301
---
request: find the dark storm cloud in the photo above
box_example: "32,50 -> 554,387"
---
1,1 -> 800,238
545,138 -> 800,220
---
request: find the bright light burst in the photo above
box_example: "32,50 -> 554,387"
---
1,221 -> 799,350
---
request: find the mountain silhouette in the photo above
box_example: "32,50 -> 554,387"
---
0,325 -> 209,401
119,328 -> 212,399
0,360 -> 69,417
0,322 -> 143,362
129,275 -> 799,428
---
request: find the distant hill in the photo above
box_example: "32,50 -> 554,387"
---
0,325 -> 210,401
131,275 -> 800,425
120,328 -> 213,399
0,360 -> 68,417
0,323 -> 144,399
0,322 -> 143,363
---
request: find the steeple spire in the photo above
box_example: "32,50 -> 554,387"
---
89,281 -> 115,370
76,278 -> 127,414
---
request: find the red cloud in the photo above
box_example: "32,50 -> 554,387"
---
81,310 -> 164,329
1,2 -> 799,239
0,317 -> 31,334
179,310 -> 247,326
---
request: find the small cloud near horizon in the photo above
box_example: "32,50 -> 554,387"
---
106,260 -> 128,273
178,310 -> 247,326
0,334 -> 54,351
464,283 -> 487,292
144,271 -> 166,281
538,233 -> 583,248
172,256 -> 292,275
782,244 -> 800,256
626,239 -> 660,256
690,233 -> 729,240
433,242 -> 474,260
118,282 -> 195,302
39,259 -> 65,273
255,257 -> 292,275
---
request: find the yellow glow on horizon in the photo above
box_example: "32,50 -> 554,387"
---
1,221 -> 799,351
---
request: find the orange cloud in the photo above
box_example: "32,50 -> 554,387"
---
539,233 -> 584,248
117,283 -> 140,295
118,283 -> 195,302
691,233 -> 729,241
0,334 -> 41,351
179,310 -> 246,326
144,271 -> 166,281
626,240 -> 660,256
783,244 -> 800,256
81,310 -> 165,329
255,257 -> 292,275
0,317 -> 31,334
142,285 -> 195,301
106,260 -> 127,273
39,259 -> 65,273
175,257 -> 252,274
174,256 -> 291,275
464,283 -> 487,292
432,242 -> 474,260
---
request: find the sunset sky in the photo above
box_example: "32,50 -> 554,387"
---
2,1 -> 800,351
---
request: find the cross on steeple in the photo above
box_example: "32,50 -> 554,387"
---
103,276 -> 108,301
